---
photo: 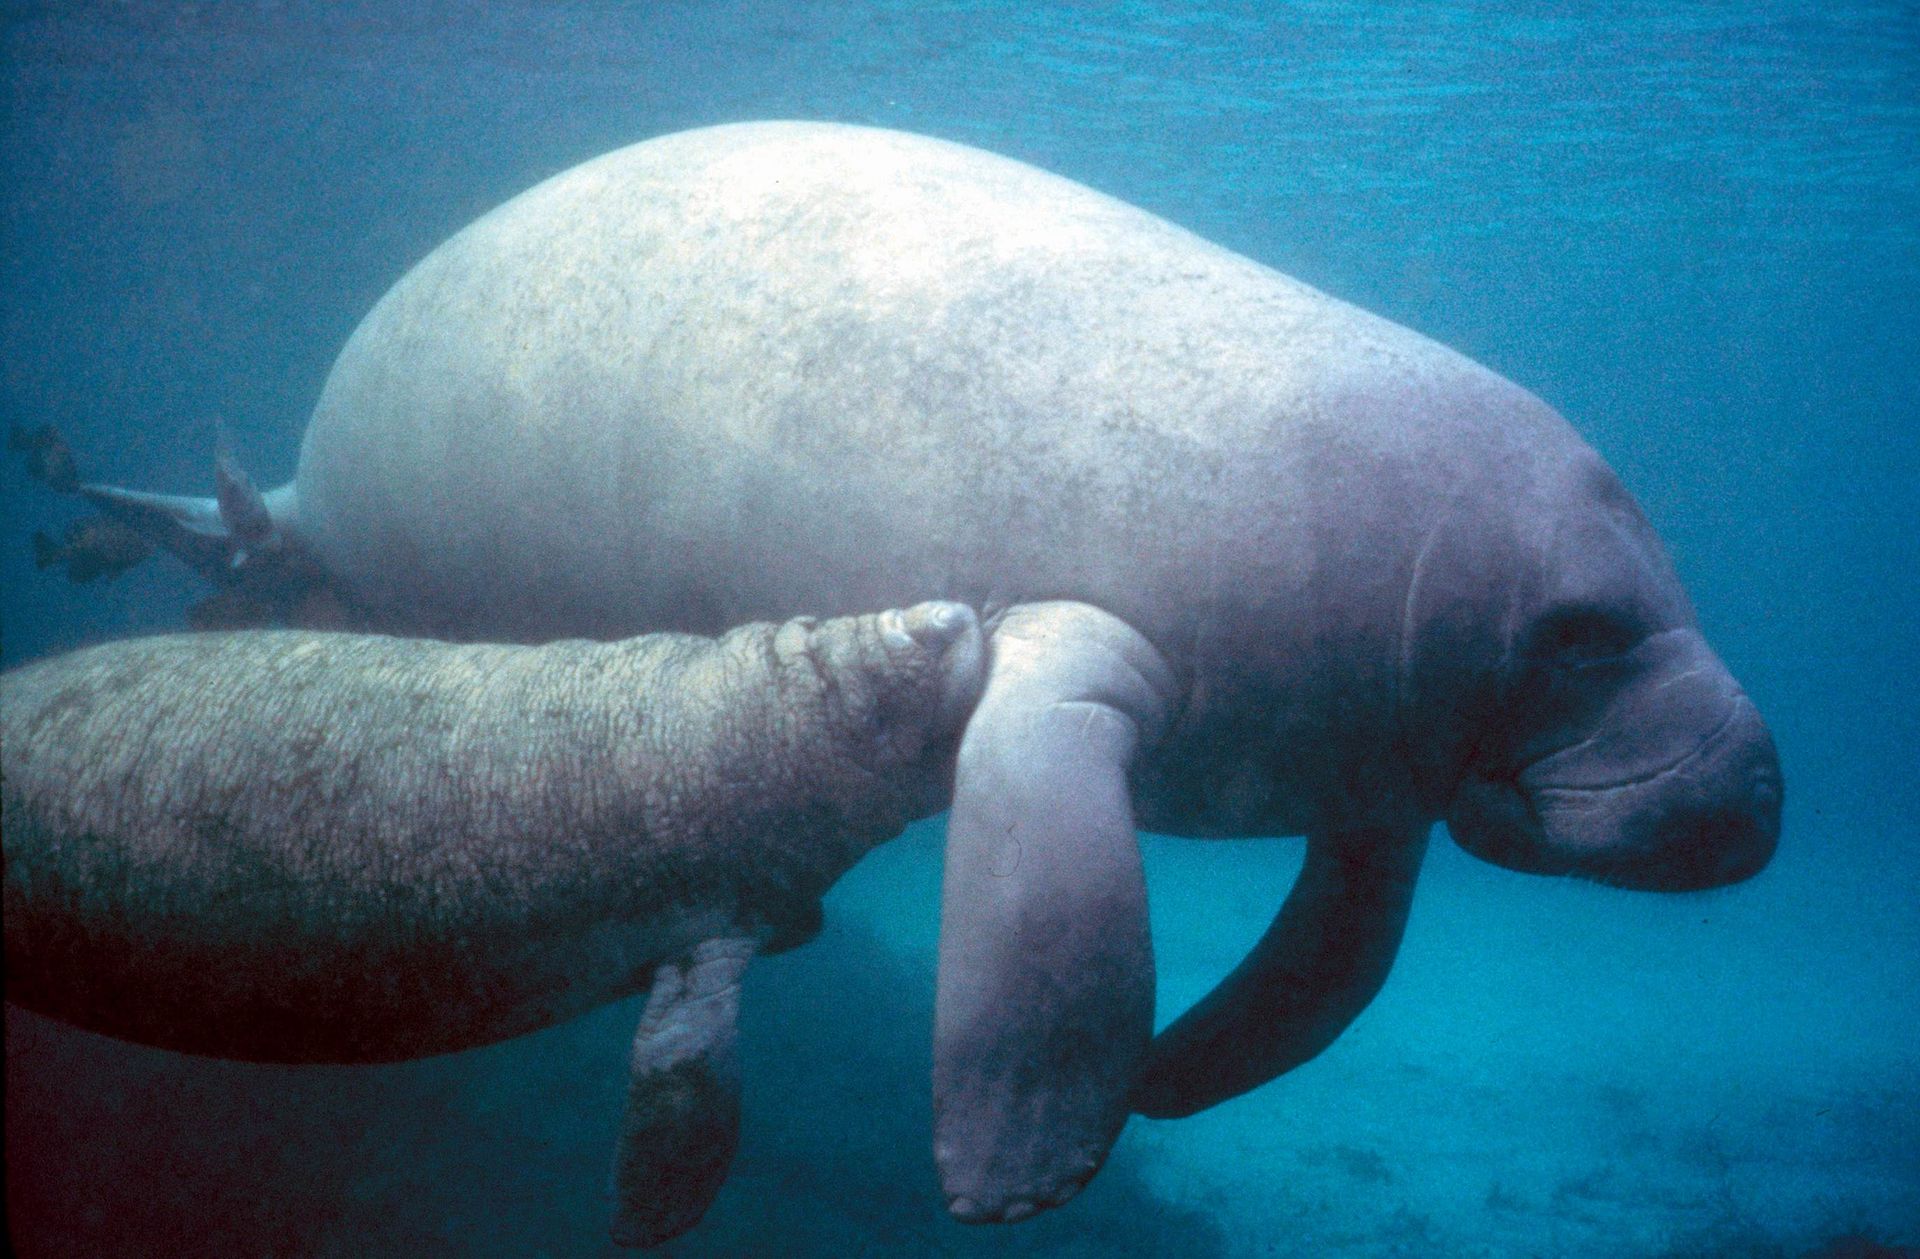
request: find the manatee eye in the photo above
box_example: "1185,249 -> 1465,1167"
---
1529,606 -> 1641,666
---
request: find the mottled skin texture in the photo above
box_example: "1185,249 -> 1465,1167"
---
71,122 -> 1782,1226
2,603 -> 982,1061
5,601 -> 983,1245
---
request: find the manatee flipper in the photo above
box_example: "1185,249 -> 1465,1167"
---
609,937 -> 756,1249
934,601 -> 1178,1223
1131,825 -> 1429,1119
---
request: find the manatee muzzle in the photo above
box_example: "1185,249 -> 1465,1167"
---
1521,692 -> 1779,888
1449,643 -> 1782,890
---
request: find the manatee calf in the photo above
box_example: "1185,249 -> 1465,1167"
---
48,121 -> 1783,1223
2,601 -> 984,1246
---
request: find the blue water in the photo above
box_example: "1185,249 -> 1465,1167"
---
3,3 -> 1915,1255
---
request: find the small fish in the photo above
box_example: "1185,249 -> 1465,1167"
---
8,424 -> 80,494
32,516 -> 154,584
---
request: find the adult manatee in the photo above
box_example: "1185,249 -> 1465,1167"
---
1,601 -> 984,1246
67,121 -> 1782,1224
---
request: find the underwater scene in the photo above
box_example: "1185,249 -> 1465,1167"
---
2,3 -> 1915,1256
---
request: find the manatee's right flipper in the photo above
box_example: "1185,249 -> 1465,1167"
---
609,937 -> 756,1249
935,601 -> 1179,1224
32,516 -> 153,584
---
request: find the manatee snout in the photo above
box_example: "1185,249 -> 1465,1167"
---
1522,694 -> 1781,890
1450,630 -> 1782,891
1635,695 -> 1780,888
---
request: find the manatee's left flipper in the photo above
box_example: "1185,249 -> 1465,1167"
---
608,937 -> 756,1249
935,601 -> 1179,1224
1131,825 -> 1429,1119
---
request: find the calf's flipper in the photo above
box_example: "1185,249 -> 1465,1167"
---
608,937 -> 756,1249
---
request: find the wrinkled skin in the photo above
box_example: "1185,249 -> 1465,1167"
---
2,603 -> 982,1060
3,602 -> 985,1245
56,122 -> 1781,1229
